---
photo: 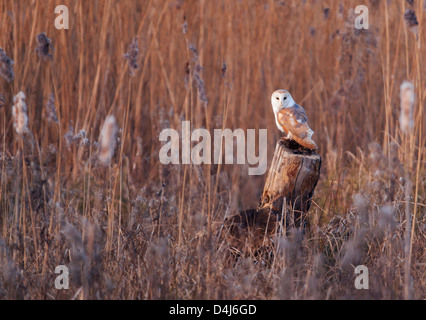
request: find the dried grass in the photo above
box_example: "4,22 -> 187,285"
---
0,0 -> 424,300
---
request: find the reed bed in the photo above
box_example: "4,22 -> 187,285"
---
0,0 -> 424,299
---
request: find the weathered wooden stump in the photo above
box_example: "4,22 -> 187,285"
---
221,138 -> 321,258
260,138 -> 321,229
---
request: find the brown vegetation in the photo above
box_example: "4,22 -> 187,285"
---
0,0 -> 424,299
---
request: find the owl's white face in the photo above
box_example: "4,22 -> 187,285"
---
271,90 -> 295,114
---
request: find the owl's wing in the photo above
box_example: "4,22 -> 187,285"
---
277,105 -> 317,149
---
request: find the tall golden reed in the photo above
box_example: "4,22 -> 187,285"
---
399,80 -> 415,300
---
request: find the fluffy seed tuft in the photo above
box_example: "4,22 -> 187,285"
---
45,93 -> 58,124
123,37 -> 139,76
399,81 -> 415,135
404,9 -> 418,28
35,33 -> 54,60
98,115 -> 118,165
12,92 -> 28,134
404,9 -> 419,39
0,48 -> 15,82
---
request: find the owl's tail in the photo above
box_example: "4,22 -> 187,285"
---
292,135 -> 318,150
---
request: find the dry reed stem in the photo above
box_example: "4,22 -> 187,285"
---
0,0 -> 424,300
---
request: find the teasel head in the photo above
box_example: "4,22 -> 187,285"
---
189,44 -> 208,107
12,92 -> 28,134
35,33 -> 54,61
64,123 -> 75,147
0,48 -> 14,83
45,92 -> 58,124
399,81 -> 415,135
404,9 -> 419,39
123,37 -> 139,76
98,115 -> 118,165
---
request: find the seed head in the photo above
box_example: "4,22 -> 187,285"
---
406,0 -> 415,7
71,129 -> 90,149
64,124 -> 75,147
194,72 -> 208,105
404,9 -> 418,28
0,48 -> 14,82
45,92 -> 58,124
189,44 -> 208,106
405,9 -> 419,41
399,81 -> 415,135
123,37 -> 139,76
189,45 -> 198,61
72,129 -> 87,143
73,130 -> 90,148
182,21 -> 188,34
323,8 -> 330,20
221,61 -> 227,79
98,115 -> 118,165
12,92 -> 28,134
35,33 -> 53,60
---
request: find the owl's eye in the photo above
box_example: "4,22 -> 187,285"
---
284,97 -> 287,100
276,97 -> 279,100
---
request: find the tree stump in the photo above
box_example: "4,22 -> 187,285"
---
221,207 -> 277,261
221,138 -> 321,259
260,138 -> 321,229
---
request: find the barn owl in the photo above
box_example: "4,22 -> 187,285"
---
271,90 -> 317,150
